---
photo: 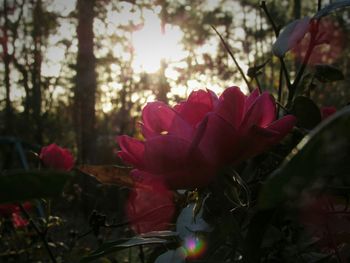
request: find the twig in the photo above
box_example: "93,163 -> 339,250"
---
254,75 -> 263,94
18,204 -> 57,263
318,0 -> 322,11
287,20 -> 319,106
211,26 -> 252,92
139,245 -> 145,263
277,67 -> 284,117
260,1 -> 292,100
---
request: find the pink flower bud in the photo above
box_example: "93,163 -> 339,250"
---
40,144 -> 74,171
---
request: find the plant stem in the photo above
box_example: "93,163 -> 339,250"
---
254,75 -> 262,94
260,1 -> 292,102
277,67 -> 284,117
287,20 -> 319,107
18,204 -> 57,263
211,26 -> 253,92
139,245 -> 145,263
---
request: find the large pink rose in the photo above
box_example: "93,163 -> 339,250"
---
40,144 -> 74,171
117,87 -> 296,189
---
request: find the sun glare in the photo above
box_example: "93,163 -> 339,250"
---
132,10 -> 186,74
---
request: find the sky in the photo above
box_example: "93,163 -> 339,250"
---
4,0 -> 258,113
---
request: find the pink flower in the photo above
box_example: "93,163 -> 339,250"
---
11,212 -> 29,228
0,202 -> 32,228
320,106 -> 336,120
117,87 -> 296,189
201,87 -> 297,165
40,144 -> 74,171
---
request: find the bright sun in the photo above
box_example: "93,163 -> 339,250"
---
131,10 -> 186,74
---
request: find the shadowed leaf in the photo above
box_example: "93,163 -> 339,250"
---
292,96 -> 322,129
314,64 -> 344,82
78,165 -> 133,187
80,237 -> 170,262
0,170 -> 72,203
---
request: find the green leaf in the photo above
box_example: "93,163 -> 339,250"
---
272,17 -> 310,57
0,170 -> 72,203
314,0 -> 350,19
292,96 -> 322,129
140,231 -> 179,239
259,106 -> 350,209
314,64 -> 344,82
80,237 -> 170,263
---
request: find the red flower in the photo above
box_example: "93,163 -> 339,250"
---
118,87 -> 296,189
40,144 -> 74,171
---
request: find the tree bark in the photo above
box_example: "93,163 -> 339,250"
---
31,0 -> 43,144
75,0 -> 97,164
2,0 -> 13,135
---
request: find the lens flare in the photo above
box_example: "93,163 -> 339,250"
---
183,236 -> 207,258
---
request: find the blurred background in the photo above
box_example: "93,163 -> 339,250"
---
1,0 -> 349,164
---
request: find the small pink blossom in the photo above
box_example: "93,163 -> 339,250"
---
11,212 -> 29,228
40,144 -> 74,171
0,202 -> 32,228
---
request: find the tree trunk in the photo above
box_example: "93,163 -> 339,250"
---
31,0 -> 43,144
75,0 -> 97,164
2,0 -> 13,135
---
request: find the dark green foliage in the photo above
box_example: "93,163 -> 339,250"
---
0,170 -> 72,203
292,96 -> 322,129
259,106 -> 350,209
314,64 -> 344,83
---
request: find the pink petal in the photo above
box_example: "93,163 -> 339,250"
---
175,89 -> 218,127
117,135 -> 145,167
233,116 -> 296,164
245,88 -> 260,114
126,175 -> 175,234
144,135 -> 192,174
241,92 -> 276,130
266,114 -> 297,143
142,101 -> 193,140
143,135 -> 214,189
216,86 -> 246,129
197,112 -> 239,167
63,149 -> 74,170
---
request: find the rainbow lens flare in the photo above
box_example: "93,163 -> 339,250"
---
183,236 -> 207,258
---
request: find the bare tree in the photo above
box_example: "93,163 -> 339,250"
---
75,0 -> 97,163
